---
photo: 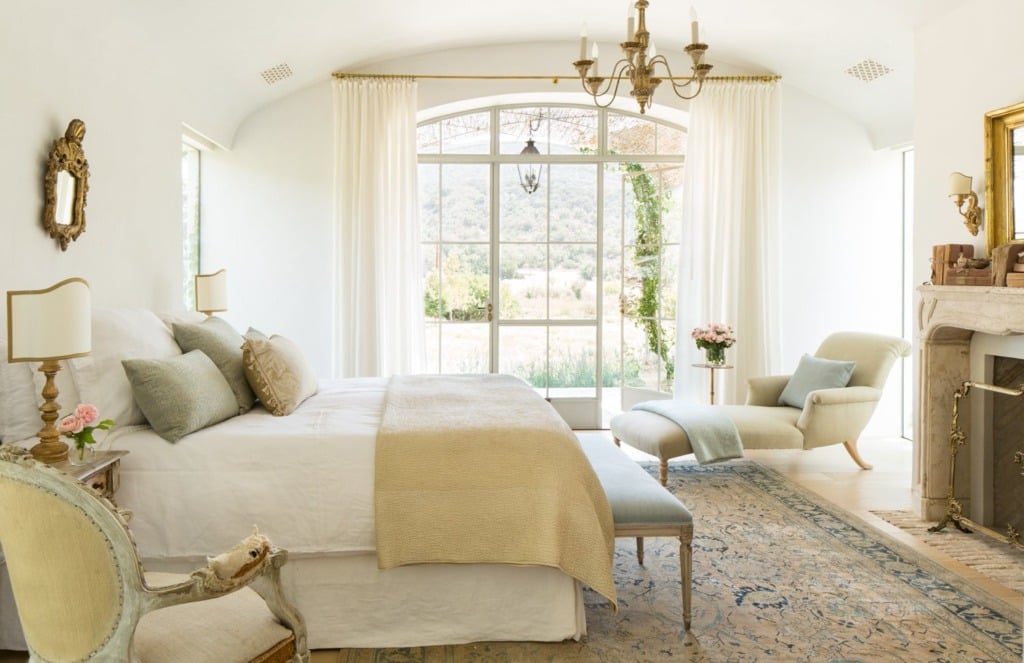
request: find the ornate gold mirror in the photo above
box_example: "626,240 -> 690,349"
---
984,101 -> 1024,254
43,119 -> 89,251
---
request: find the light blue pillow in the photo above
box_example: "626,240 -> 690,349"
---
778,354 -> 856,409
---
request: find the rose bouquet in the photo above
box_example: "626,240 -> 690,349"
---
692,323 -> 736,366
59,404 -> 115,462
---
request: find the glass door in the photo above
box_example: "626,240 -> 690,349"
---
495,108 -> 602,428
613,164 -> 682,410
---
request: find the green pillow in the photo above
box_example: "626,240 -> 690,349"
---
173,317 -> 255,414
122,350 -> 239,442
778,354 -> 856,409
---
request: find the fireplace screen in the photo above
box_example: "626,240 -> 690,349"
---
929,379 -> 1024,553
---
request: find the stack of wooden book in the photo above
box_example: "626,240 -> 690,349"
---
932,243 -> 992,286
1007,252 -> 1024,287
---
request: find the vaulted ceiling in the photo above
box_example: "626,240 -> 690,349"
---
13,0 -> 966,148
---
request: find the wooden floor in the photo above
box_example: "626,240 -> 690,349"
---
0,433 -> 1016,662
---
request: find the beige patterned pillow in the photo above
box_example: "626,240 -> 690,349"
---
241,333 -> 318,416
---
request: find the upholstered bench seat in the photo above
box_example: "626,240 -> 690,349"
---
579,436 -> 693,629
610,405 -> 803,485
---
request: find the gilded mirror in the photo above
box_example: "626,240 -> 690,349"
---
43,119 -> 89,251
984,101 -> 1024,254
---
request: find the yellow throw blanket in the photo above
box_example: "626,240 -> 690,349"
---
375,374 -> 617,609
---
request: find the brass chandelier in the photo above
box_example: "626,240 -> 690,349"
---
572,0 -> 712,114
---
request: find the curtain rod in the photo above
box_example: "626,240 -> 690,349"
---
332,72 -> 780,83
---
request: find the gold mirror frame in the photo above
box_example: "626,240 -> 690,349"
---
43,119 -> 89,251
984,101 -> 1024,254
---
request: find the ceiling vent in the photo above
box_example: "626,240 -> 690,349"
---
260,63 -> 294,85
844,59 -> 892,83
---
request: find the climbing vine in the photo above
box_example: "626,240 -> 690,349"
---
624,163 -> 674,384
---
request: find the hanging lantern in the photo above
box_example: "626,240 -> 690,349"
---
517,138 -> 542,194
517,113 -> 544,195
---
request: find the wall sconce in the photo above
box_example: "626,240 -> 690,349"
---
6,277 -> 92,463
195,269 -> 228,316
949,171 -> 981,236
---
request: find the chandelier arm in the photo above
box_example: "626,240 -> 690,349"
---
580,59 -> 634,104
670,76 -> 706,100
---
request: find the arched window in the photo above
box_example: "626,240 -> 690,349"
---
417,104 -> 685,426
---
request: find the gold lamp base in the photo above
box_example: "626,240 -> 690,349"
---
29,360 -> 69,464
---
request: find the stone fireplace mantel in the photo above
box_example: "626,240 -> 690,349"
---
916,285 -> 1024,519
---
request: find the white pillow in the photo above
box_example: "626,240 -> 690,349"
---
0,338 -> 81,443
70,308 -> 183,427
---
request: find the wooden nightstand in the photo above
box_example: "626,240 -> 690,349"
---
54,450 -> 128,500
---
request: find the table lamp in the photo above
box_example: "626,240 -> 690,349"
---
195,269 -> 227,315
6,277 -> 91,463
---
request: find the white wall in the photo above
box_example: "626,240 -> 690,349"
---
203,42 -> 907,433
912,0 -> 1024,439
780,86 -> 905,433
200,83 -> 336,375
914,0 -> 1024,273
0,5 -> 186,331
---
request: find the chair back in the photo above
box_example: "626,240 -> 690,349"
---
814,332 -> 911,389
0,446 -> 144,661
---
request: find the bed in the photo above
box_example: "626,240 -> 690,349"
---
0,308 -> 616,650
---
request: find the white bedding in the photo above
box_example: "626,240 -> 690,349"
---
93,376 -> 587,648
107,377 -> 387,558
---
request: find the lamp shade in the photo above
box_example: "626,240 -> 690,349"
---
195,269 -> 228,313
7,277 -> 91,362
948,172 -> 973,196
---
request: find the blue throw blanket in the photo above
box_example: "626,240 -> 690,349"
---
632,400 -> 744,464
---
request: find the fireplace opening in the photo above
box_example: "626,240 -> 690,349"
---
968,333 -> 1024,539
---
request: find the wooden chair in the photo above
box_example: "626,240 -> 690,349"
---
0,445 -> 309,662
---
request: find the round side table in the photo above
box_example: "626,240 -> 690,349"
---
691,363 -> 734,404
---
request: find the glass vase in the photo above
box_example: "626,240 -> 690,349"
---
68,444 -> 94,466
704,345 -> 726,367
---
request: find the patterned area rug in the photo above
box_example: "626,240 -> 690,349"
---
341,461 -> 1022,662
872,509 -> 1024,595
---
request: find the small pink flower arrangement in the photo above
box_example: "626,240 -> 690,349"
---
58,404 -> 115,456
691,323 -> 737,350
692,323 -> 736,366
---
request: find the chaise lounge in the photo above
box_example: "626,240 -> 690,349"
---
610,331 -> 911,485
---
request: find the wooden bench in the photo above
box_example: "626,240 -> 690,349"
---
579,436 -> 694,630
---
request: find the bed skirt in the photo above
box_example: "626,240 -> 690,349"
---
0,552 -> 585,650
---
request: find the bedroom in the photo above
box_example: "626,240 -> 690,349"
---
1,0 -> 1022,659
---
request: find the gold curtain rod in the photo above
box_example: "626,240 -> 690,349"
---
332,72 -> 780,83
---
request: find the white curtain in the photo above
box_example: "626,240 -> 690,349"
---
674,80 -> 782,404
333,78 -> 424,377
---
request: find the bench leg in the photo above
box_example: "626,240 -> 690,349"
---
680,526 -> 693,630
613,436 -> 621,447
635,537 -> 644,565
659,460 -> 668,486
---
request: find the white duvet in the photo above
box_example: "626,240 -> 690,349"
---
107,377 -> 387,560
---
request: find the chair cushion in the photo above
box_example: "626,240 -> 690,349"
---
138,572 -> 294,663
778,354 -> 855,408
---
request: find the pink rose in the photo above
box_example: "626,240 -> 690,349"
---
58,415 -> 84,435
75,404 -> 100,427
